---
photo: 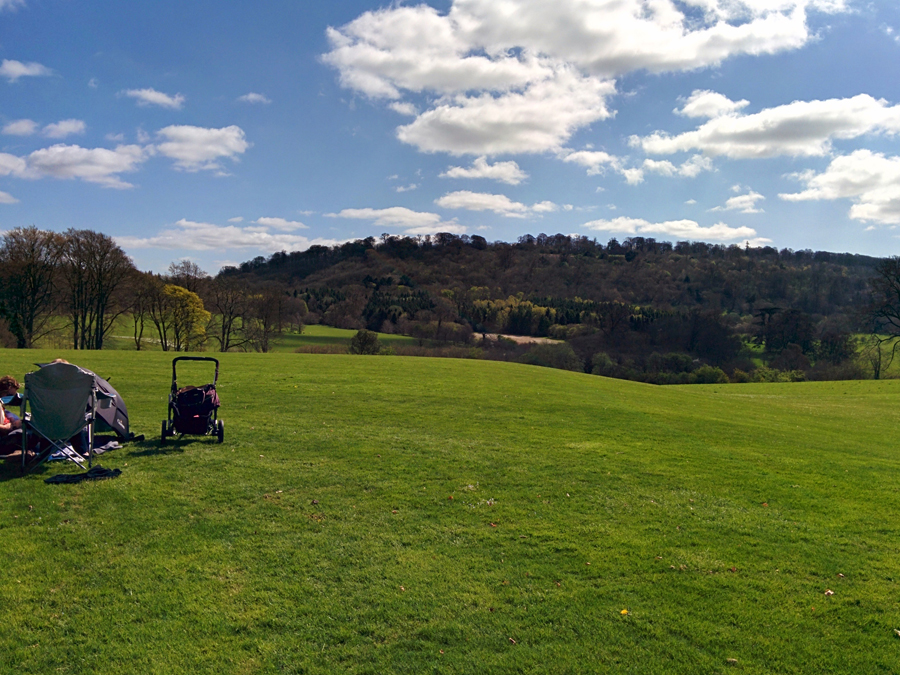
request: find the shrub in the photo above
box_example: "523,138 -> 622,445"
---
349,329 -> 382,355
690,365 -> 729,384
519,343 -> 584,372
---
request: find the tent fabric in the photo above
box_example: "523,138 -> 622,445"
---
93,373 -> 129,439
32,362 -> 130,440
25,363 -> 95,441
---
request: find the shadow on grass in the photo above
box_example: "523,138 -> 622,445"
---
127,437 -> 218,457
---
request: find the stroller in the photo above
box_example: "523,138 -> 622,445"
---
161,357 -> 224,444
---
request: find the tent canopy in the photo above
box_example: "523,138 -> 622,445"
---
33,362 -> 130,440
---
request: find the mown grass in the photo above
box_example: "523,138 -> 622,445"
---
1,350 -> 899,674
104,320 -> 417,353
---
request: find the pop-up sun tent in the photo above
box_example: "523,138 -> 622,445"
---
33,362 -> 130,440
21,362 -> 131,474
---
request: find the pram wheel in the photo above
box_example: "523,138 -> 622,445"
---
161,420 -> 168,444
216,419 -> 224,443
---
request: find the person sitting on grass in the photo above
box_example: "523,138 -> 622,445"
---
0,375 -> 23,455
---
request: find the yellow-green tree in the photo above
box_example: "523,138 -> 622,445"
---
165,284 -> 210,352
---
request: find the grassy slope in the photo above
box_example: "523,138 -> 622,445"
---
0,350 -> 898,674
105,321 -> 417,353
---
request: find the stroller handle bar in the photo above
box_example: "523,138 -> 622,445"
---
172,356 -> 219,388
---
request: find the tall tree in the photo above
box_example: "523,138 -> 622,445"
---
168,259 -> 209,295
246,282 -> 287,353
0,226 -> 64,348
866,256 -> 900,377
205,276 -> 251,352
59,229 -> 135,350
165,285 -> 210,352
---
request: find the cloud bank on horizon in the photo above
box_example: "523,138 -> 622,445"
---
1,0 -> 900,271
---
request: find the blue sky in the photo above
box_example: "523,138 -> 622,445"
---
2,0 -> 900,273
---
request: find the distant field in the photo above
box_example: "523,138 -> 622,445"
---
1,350 -> 899,673
104,319 -> 417,353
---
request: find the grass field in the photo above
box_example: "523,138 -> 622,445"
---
104,322 -> 417,353
1,350 -> 899,674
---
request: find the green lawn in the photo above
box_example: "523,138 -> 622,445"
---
104,320 -> 416,353
1,350 -> 899,674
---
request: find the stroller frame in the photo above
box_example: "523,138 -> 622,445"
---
161,356 -> 224,444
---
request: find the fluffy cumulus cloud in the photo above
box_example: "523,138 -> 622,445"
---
122,88 -> 185,109
440,156 -> 528,184
252,217 -> 307,231
2,119 -> 37,136
324,0 -> 847,156
0,190 -> 18,204
237,92 -> 271,104
117,219 -> 342,252
780,149 -> 900,224
43,119 -> 86,139
329,206 -> 465,235
155,125 -> 249,172
624,155 -> 714,184
675,90 -> 749,118
435,190 -> 559,217
25,144 -> 147,189
583,216 -> 764,243
711,187 -> 766,213
562,149 -> 622,175
0,144 -> 147,189
0,59 -> 52,82
635,93 -> 900,159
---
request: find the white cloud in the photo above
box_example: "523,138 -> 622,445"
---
155,125 -> 249,172
710,190 -> 766,213
0,0 -> 26,11
583,216 -> 763,242
562,149 -> 621,175
435,190 -> 557,217
106,132 -> 125,142
228,217 -> 244,223
328,206 -> 464,235
635,94 -> 900,159
395,183 -> 418,192
237,92 -> 271,104
122,88 -> 185,109
0,190 -> 18,204
43,119 -> 86,139
675,90 -> 749,118
2,119 -> 37,136
253,217 -> 307,231
1,59 -> 52,82
24,143 -> 147,189
1,144 -> 147,188
88,78 -> 98,89
628,154 -> 715,183
323,1 -> 847,156
117,218 -> 342,252
396,68 -> 615,155
389,101 -> 417,116
0,153 -> 29,177
779,149 -> 900,224
441,156 -> 528,185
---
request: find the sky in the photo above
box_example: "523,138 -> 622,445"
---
2,0 -> 900,273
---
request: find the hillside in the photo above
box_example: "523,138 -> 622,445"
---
218,234 -> 881,382
2,350 -> 899,673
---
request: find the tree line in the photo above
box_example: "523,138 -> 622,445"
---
0,227 -> 306,352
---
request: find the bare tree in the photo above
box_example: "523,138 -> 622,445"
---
205,276 -> 251,352
0,226 -> 64,348
246,282 -> 287,352
168,259 -> 209,295
865,256 -> 900,378
59,229 -> 135,350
